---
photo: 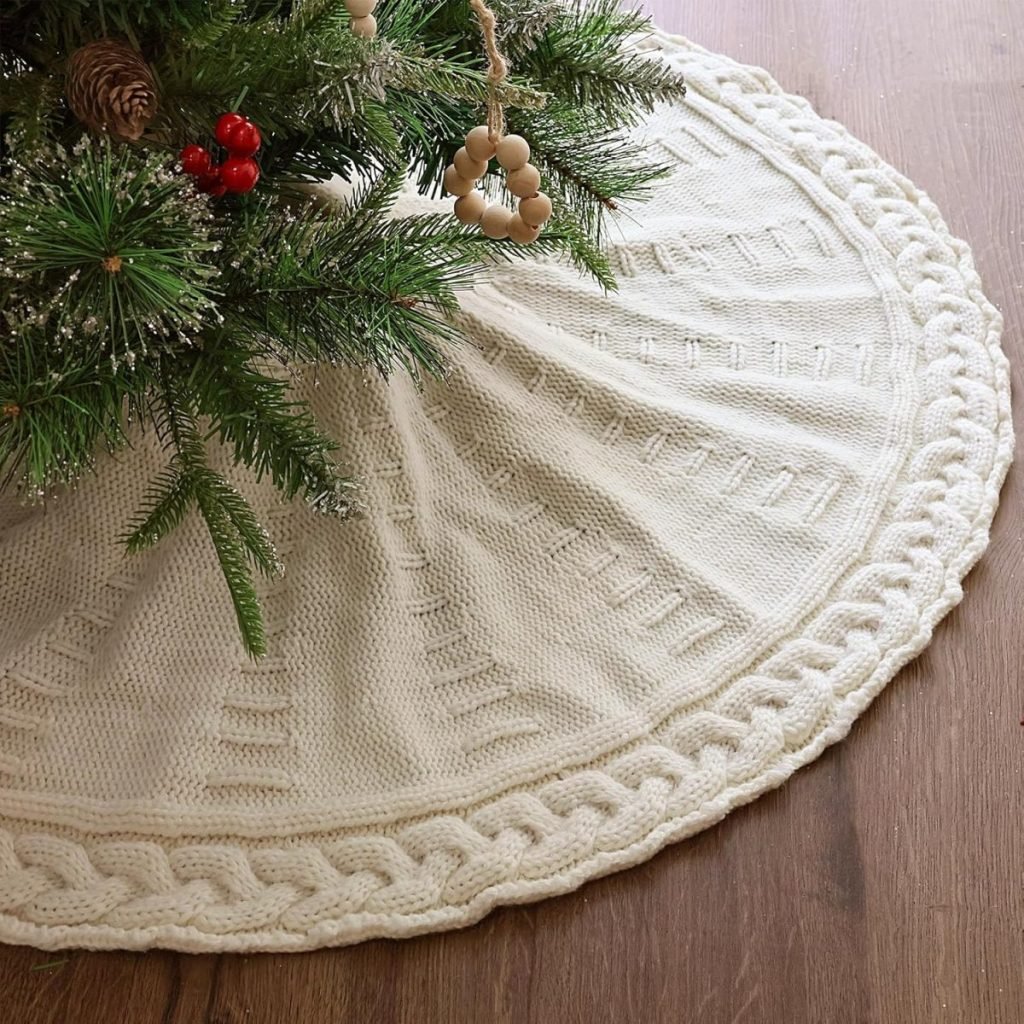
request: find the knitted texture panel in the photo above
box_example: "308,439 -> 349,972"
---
0,32 -> 1012,952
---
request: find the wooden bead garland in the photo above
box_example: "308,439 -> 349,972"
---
345,0 -> 378,38
507,215 -> 540,245
506,162 -> 541,199
442,0 -> 552,245
519,193 -> 553,226
454,192 -> 488,225
480,204 -> 513,240
464,126 -> 497,162
495,135 -> 530,171
443,129 -> 552,244
443,164 -> 476,198
454,147 -> 488,181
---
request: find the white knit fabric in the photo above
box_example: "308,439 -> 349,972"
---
0,33 -> 1012,952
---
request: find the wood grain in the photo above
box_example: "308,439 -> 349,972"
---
2,2 -> 1021,1021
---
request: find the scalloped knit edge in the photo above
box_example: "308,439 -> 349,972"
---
0,30 -> 1013,952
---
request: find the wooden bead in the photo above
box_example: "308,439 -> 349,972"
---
480,204 -> 512,239
519,192 -> 552,226
345,0 -> 378,16
465,125 -> 498,162
454,192 -> 487,225
443,165 -> 476,197
506,163 -> 541,199
351,14 -> 377,37
454,146 -> 488,181
507,214 -> 540,245
496,134 -> 531,171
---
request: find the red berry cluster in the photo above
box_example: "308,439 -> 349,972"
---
180,113 -> 262,197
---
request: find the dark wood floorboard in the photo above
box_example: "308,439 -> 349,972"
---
2,2 -> 1021,1021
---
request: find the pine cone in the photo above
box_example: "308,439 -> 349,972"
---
66,39 -> 157,141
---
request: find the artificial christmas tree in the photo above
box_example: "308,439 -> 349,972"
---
0,0 -> 686,654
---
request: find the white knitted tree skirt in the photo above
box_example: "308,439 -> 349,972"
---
0,32 -> 1012,953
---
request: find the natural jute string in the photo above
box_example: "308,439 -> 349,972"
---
470,0 -> 508,141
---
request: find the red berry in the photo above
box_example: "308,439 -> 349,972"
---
220,156 -> 260,194
226,121 -> 262,156
180,144 -> 212,175
196,167 -> 225,196
215,113 -> 248,148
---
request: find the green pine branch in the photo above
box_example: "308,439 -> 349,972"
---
127,389 -> 280,659
0,0 -> 228,62
0,334 -> 132,492
0,138 -> 220,368
219,170 -> 462,375
122,465 -> 194,552
184,336 -> 358,518
512,1 -> 686,123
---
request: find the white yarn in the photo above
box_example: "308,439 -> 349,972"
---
0,32 -> 1012,952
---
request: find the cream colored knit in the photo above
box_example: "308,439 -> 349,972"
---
0,32 -> 1012,952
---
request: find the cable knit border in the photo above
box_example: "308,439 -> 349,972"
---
0,32 -> 1012,952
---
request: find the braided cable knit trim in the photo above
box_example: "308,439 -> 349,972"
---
0,32 -> 1012,952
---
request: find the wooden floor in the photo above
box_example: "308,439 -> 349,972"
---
2,2 -> 1021,1021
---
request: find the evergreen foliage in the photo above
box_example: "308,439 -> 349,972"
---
0,0 -> 685,655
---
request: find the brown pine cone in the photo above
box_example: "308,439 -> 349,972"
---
66,39 -> 157,141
